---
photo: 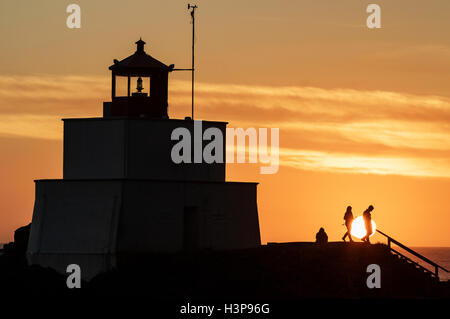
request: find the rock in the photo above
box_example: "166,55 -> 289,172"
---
14,223 -> 31,253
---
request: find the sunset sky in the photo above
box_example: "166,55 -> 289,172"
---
0,0 -> 449,246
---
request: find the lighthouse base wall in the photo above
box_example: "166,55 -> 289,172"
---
26,179 -> 260,280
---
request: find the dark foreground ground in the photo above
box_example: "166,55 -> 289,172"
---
0,241 -> 448,299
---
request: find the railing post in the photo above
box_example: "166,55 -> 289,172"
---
387,238 -> 391,249
435,266 -> 439,278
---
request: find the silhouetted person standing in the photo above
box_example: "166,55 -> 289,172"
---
361,205 -> 374,243
316,227 -> 328,244
342,206 -> 354,242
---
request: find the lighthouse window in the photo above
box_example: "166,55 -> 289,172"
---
113,76 -> 151,97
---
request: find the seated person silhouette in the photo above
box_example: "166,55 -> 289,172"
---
316,227 -> 328,244
342,205 -> 354,242
361,205 -> 374,243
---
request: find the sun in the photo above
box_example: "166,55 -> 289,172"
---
350,216 -> 377,239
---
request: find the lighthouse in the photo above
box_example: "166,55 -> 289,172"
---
26,40 -> 261,279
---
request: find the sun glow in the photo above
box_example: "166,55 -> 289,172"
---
350,216 -> 377,239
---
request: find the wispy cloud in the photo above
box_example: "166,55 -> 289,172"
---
0,75 -> 449,178
279,148 -> 450,178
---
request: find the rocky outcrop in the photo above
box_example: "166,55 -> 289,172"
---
2,223 -> 31,255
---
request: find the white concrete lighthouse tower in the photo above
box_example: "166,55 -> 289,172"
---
27,40 -> 261,279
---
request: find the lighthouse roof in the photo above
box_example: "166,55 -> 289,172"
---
109,39 -> 171,76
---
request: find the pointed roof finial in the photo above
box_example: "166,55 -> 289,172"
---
136,38 -> 146,52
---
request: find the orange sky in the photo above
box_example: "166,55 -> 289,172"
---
0,0 -> 449,246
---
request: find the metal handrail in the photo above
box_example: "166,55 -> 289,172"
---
390,247 -> 436,277
377,229 -> 449,278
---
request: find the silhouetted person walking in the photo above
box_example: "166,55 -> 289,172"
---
361,205 -> 374,243
342,206 -> 354,242
316,227 -> 328,244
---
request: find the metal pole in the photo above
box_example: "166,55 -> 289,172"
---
192,10 -> 195,119
189,4 -> 197,120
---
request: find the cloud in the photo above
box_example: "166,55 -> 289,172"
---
278,148 -> 450,178
0,75 -> 107,116
0,75 -> 449,178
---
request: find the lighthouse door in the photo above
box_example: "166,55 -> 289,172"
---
183,206 -> 199,251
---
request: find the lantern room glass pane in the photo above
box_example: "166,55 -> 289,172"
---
130,76 -> 150,96
115,76 -> 128,97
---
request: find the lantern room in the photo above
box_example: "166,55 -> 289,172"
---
104,39 -> 174,118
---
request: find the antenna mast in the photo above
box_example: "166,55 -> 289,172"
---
188,4 -> 197,120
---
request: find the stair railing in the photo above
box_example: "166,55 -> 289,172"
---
376,229 -> 449,279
